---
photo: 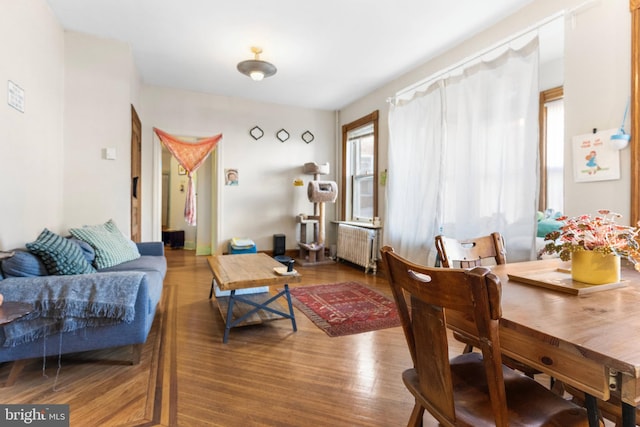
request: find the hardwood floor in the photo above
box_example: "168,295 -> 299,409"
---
167,250 -> 424,426
0,249 -> 441,426
4,249 -> 595,426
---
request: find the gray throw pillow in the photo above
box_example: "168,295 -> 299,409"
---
67,237 -> 96,263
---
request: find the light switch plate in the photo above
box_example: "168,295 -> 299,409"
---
104,148 -> 117,160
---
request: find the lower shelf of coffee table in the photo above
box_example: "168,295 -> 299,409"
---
215,292 -> 287,327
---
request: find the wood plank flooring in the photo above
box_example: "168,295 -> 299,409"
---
0,249 -> 515,426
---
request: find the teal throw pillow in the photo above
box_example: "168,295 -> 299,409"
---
26,229 -> 96,276
69,219 -> 140,269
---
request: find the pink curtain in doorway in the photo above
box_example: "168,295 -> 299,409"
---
154,128 -> 222,226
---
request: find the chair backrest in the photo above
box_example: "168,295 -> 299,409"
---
435,232 -> 506,268
380,245 -> 509,426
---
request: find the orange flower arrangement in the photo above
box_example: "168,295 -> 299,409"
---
543,209 -> 640,271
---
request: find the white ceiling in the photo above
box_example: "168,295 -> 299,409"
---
45,0 -> 539,111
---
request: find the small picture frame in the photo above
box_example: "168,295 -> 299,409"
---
225,168 -> 239,186
178,165 -> 187,175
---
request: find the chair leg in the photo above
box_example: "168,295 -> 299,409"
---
408,402 -> 425,427
462,344 -> 474,354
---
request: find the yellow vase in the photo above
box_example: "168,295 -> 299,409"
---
571,250 -> 621,285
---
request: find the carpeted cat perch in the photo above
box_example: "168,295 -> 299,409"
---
297,162 -> 337,266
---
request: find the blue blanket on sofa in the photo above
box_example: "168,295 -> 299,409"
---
0,271 -> 143,347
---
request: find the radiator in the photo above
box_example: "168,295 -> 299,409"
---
337,224 -> 377,273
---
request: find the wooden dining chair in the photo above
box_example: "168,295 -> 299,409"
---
380,245 -> 589,427
435,232 -> 507,353
435,232 -> 507,268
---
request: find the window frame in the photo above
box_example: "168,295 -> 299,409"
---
631,0 -> 640,224
538,86 -> 564,212
341,111 -> 379,222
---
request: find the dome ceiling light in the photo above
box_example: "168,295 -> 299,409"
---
237,47 -> 277,81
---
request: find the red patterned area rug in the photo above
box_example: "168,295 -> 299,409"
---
288,281 -> 401,337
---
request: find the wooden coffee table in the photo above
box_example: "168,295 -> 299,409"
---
207,253 -> 301,343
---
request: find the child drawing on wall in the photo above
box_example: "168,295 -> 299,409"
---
572,129 -> 619,182
585,150 -> 601,175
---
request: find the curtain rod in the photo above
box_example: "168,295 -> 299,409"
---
389,12 -> 560,103
389,1 -> 598,104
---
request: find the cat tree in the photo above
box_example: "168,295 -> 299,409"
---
296,162 -> 337,266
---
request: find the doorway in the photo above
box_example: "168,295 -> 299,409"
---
159,136 -> 218,254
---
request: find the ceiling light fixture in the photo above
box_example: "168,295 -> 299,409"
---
237,47 -> 277,81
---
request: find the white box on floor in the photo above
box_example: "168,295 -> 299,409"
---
212,280 -> 269,297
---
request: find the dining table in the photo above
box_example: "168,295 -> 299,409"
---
446,258 -> 640,427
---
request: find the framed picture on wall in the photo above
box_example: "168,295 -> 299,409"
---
225,168 -> 238,186
178,165 -> 187,175
572,129 -> 620,182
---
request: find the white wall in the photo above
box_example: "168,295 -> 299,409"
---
339,0 -> 633,239
140,85 -> 336,254
0,0 -> 65,250
564,0 -> 630,218
62,32 -> 137,233
4,0 -> 628,254
540,57 -> 564,91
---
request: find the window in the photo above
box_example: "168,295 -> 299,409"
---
342,111 -> 378,222
539,87 -> 564,213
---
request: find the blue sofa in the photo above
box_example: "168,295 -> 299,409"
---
0,241 -> 166,382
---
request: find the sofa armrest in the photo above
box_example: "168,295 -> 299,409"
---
136,242 -> 165,257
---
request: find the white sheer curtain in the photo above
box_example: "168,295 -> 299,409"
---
387,83 -> 444,263
387,37 -> 539,264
